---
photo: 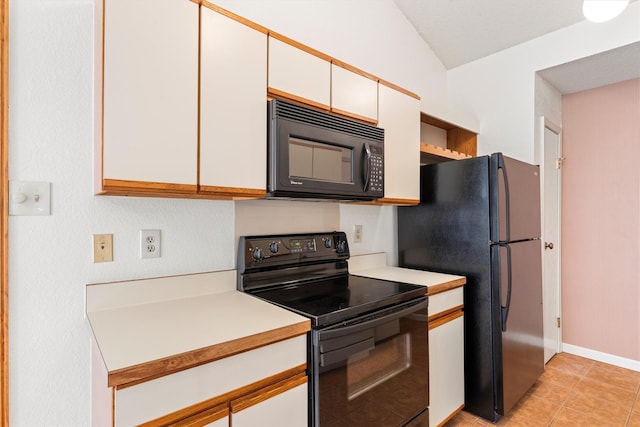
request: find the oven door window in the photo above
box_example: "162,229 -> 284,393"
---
316,313 -> 428,426
289,137 -> 353,183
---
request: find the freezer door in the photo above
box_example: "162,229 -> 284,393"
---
491,154 -> 541,242
494,239 -> 544,416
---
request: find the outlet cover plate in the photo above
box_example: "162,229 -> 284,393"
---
140,229 -> 161,259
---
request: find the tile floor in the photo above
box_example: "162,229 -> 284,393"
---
444,352 -> 640,427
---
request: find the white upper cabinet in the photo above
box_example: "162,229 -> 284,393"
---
100,0 -> 198,192
331,64 -> 378,123
268,36 -> 331,110
200,6 -> 267,197
377,84 -> 421,203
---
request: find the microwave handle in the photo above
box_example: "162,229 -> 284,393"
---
363,143 -> 372,191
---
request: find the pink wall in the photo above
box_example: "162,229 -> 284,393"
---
561,78 -> 640,361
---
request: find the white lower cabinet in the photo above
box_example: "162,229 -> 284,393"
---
428,287 -> 465,427
112,336 -> 307,426
231,377 -> 307,427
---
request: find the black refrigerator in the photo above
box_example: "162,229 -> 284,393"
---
398,153 -> 544,422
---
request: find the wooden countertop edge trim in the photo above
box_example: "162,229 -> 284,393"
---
426,278 -> 466,296
108,320 -> 310,389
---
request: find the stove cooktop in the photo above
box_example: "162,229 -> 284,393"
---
237,231 -> 427,327
249,273 -> 426,327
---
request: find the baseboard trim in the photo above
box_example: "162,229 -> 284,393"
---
562,343 -> 640,372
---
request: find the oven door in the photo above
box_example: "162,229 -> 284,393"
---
311,297 -> 429,426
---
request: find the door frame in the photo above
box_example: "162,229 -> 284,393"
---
537,116 -> 562,361
1,0 -> 9,423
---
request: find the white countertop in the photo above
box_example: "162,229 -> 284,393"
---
87,257 -> 464,387
349,253 -> 466,295
86,270 -> 309,387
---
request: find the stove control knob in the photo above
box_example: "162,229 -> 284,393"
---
252,247 -> 263,261
336,240 -> 347,253
269,242 -> 279,253
324,239 -> 333,249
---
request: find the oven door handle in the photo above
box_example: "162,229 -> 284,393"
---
319,297 -> 428,341
320,337 -> 375,367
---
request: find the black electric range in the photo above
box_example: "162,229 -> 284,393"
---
237,231 -> 430,427
236,231 -> 426,327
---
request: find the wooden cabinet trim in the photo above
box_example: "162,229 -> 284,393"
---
230,372 -> 307,413
100,180 -> 267,200
102,179 -> 197,195
428,305 -> 464,330
378,79 -> 420,100
138,365 -> 306,427
437,404 -> 465,427
201,1 -> 269,35
267,87 -> 331,112
369,197 -> 420,206
420,143 -> 472,162
427,278 -> 466,296
110,320 -> 310,389
198,185 -> 266,200
330,106 -> 377,125
331,59 -> 379,85
268,30 -> 333,62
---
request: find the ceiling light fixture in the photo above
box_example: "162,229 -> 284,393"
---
583,0 -> 630,22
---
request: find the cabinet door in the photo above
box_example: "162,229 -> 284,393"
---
268,36 -> 331,110
377,84 -> 420,203
331,64 -> 378,123
429,315 -> 465,427
101,0 -> 198,193
231,375 -> 308,427
200,6 -> 267,198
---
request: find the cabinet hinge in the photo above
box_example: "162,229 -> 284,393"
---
556,317 -> 561,328
556,157 -> 565,169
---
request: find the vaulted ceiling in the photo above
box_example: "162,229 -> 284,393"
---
394,0 -> 640,94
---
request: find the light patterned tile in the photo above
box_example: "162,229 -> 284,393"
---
545,353 -> 594,377
505,394 -> 561,426
585,362 -> 640,393
563,390 -> 630,426
628,409 -> 640,427
550,407 -> 619,427
573,375 -> 638,408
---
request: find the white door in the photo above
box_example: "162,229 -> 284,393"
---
541,118 -> 562,363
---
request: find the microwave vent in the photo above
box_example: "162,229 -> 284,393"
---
271,99 -> 384,142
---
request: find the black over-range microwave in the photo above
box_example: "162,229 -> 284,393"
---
267,99 -> 385,201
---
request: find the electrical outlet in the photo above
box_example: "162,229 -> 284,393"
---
354,225 -> 363,243
93,234 -> 113,263
140,229 -> 161,259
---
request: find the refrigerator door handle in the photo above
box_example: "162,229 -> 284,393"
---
501,243 -> 512,332
497,154 -> 511,243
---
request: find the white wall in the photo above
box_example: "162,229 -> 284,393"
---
8,0 -> 451,425
448,1 -> 640,163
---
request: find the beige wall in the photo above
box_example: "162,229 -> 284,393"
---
561,78 -> 640,361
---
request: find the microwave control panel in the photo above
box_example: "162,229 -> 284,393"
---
368,145 -> 384,194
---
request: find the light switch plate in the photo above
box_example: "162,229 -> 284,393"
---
9,181 -> 51,216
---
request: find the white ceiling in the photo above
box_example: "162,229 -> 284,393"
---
394,0 -> 640,94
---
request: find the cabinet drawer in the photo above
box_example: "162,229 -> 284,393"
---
429,286 -> 463,317
115,335 -> 306,426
